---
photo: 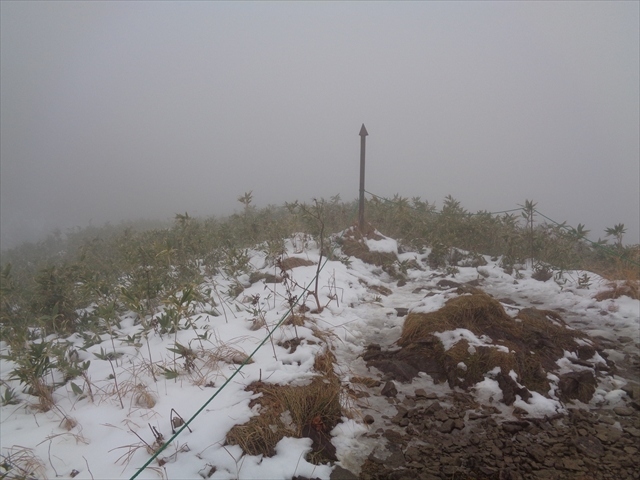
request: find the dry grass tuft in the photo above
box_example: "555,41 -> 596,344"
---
397,293 -> 586,394
226,347 -> 342,462
279,257 -> 316,270
226,377 -> 342,461
338,226 -> 397,267
342,239 -> 397,266
204,345 -> 253,366
283,312 -> 306,327
586,250 -> 639,301
350,376 -> 382,388
249,316 -> 266,331
594,280 -> 639,301
0,445 -> 47,479
399,294 -> 513,347
60,415 -> 78,431
440,340 -> 516,389
313,348 -> 337,378
26,379 -> 55,413
134,384 -> 156,409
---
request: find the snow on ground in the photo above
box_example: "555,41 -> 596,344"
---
1,235 -> 638,479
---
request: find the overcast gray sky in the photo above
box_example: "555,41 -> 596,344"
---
1,1 -> 639,249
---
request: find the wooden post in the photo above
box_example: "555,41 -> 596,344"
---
359,124 -> 368,231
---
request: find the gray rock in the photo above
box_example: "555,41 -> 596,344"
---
381,381 -> 398,397
621,382 -> 640,400
574,435 -> 604,458
613,406 -> 634,416
562,458 -> 584,471
623,426 -> 640,437
404,446 -> 421,462
434,409 -> 449,422
385,451 -> 405,468
424,401 -> 443,414
527,444 -> 546,463
595,424 -> 623,443
453,418 -> 465,430
330,465 -> 358,480
438,419 -> 455,433
502,421 -> 528,434
414,388 -> 437,399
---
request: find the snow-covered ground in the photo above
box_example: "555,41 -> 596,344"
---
1,232 -> 638,479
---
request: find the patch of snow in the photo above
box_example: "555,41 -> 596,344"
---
434,328 -> 509,353
365,236 -> 398,254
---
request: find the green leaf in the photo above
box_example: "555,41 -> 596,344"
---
70,382 -> 83,396
160,366 -> 179,380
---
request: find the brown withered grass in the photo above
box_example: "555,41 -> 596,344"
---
226,348 -> 342,462
398,293 -> 587,394
279,257 -> 316,270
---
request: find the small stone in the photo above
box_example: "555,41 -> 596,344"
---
438,419 -> 455,433
402,396 -> 416,407
414,388 -> 438,400
442,465 -> 457,476
624,426 -> 640,438
453,418 -> 465,430
621,382 -> 640,400
420,474 -> 440,480
573,435 -> 604,459
502,423 -> 525,434
414,388 -> 428,398
434,410 -> 449,422
404,446 -> 421,462
490,445 -> 503,459
363,415 -> 375,424
527,445 -> 546,463
562,458 -> 583,471
381,381 -> 398,397
595,425 -> 623,443
468,411 -> 486,420
385,451 -> 405,468
479,466 -> 497,476
424,401 -> 443,413
599,415 -> 616,425
456,436 -> 469,448
613,406 -> 634,416
330,465 -> 359,480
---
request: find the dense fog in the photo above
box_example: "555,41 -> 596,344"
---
1,1 -> 638,249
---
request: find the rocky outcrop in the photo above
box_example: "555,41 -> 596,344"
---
359,390 -> 640,479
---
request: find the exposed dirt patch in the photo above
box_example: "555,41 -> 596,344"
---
226,349 -> 343,463
364,293 -> 611,403
337,227 -> 397,267
226,379 -> 341,462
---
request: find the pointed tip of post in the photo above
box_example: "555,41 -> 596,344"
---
359,124 -> 368,137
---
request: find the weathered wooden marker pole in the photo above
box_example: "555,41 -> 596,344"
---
358,124 -> 368,231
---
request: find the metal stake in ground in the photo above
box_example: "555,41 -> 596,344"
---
359,123 -> 368,231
